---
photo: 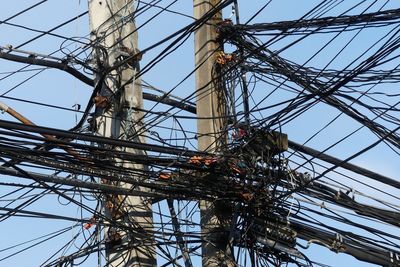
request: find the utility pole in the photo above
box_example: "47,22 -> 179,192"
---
194,1 -> 234,266
88,1 -> 156,266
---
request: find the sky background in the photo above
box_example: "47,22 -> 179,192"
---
0,0 -> 399,266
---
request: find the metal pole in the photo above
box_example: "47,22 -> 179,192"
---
88,1 -> 156,266
193,0 -> 234,266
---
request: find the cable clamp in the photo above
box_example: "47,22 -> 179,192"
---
331,233 -> 345,253
93,94 -> 109,109
116,45 -> 142,67
217,19 -> 233,29
239,192 -> 253,202
159,172 -> 171,180
389,251 -> 400,266
215,51 -> 234,65
83,216 -> 97,230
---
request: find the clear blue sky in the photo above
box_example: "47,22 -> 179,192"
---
0,1 -> 398,266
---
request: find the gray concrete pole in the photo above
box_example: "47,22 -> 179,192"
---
193,0 -> 234,266
88,1 -> 156,266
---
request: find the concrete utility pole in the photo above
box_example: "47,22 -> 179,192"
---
194,0 -> 234,266
88,1 -> 156,266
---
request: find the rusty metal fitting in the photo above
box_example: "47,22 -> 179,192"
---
215,51 -> 234,65
93,95 -> 109,108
